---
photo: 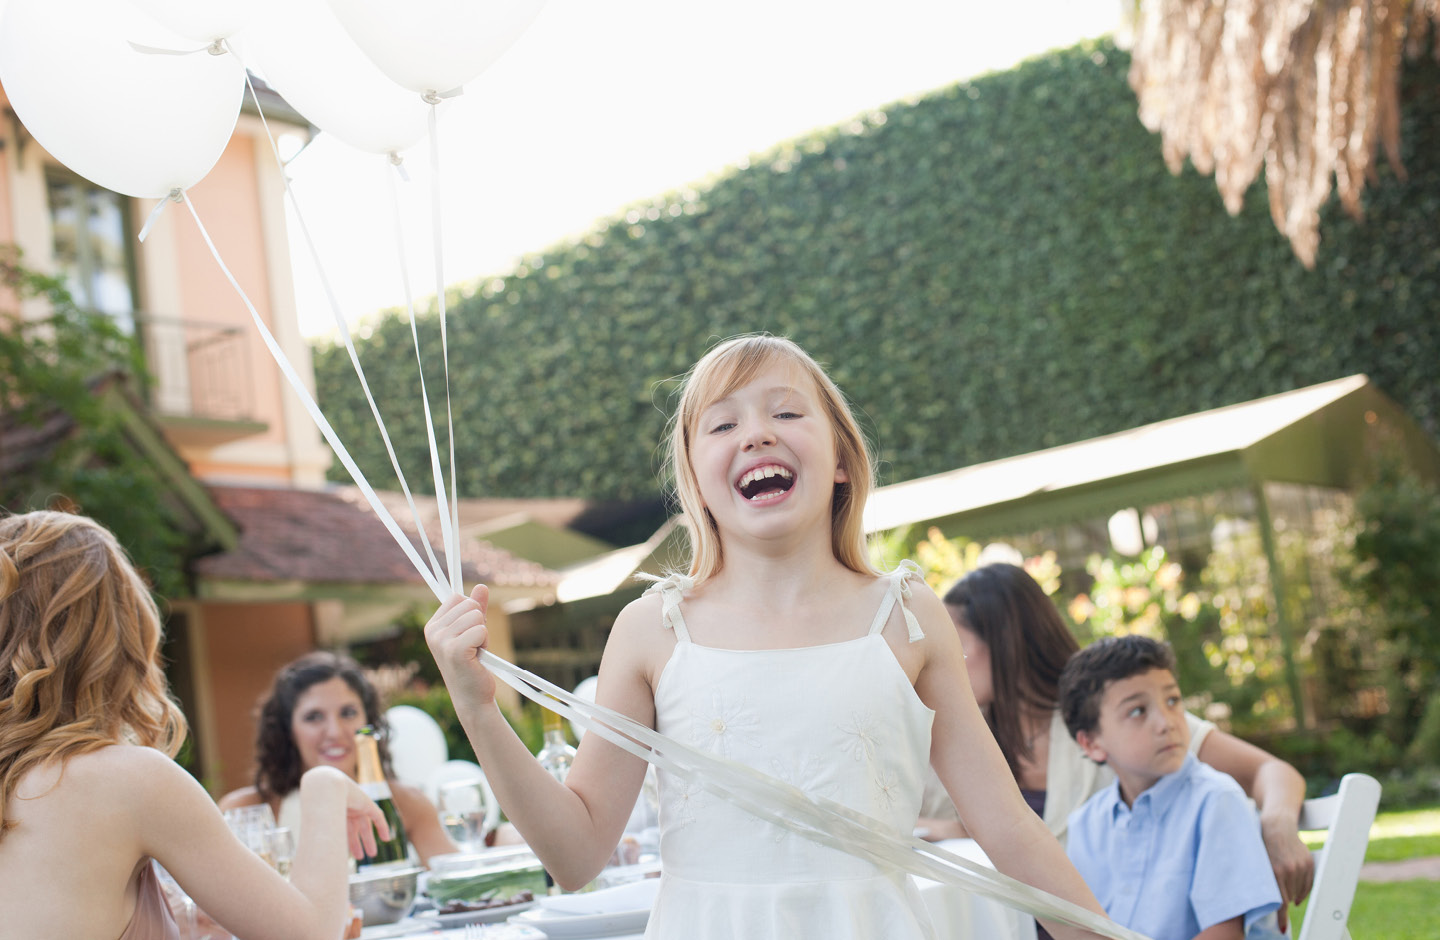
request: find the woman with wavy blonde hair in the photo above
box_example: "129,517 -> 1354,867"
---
0,510 -> 388,940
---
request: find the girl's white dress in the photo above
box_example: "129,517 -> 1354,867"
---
644,569 -> 937,939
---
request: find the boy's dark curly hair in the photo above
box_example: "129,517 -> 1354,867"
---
1058,635 -> 1177,742
253,651 -> 393,800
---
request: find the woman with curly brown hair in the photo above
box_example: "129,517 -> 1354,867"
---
0,510 -> 388,939
219,651 -> 456,867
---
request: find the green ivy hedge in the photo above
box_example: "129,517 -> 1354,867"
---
314,40 -> 1440,504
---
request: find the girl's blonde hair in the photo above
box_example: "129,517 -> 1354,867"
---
0,511 -> 186,840
666,335 -> 876,582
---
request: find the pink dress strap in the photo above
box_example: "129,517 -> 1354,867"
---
118,861 -> 182,940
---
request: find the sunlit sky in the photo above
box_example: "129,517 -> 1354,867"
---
280,0 -> 1122,338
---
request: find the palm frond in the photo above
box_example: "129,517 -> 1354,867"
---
1128,0 -> 1431,267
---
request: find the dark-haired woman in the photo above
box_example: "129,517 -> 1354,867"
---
219,652 -> 456,867
919,564 -> 1315,930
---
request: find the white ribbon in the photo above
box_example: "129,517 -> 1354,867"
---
177,192 -> 447,599
637,571 -> 694,635
891,559 -> 925,643
421,86 -> 465,106
234,57 -> 450,587
425,101 -> 463,594
137,188 -> 183,243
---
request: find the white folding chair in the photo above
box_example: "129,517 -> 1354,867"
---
1294,772 -> 1381,940
384,704 -> 449,788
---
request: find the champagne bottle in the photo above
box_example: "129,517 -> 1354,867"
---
536,709 -> 576,784
354,726 -> 409,867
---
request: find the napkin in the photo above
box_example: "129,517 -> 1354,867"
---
536,878 -> 660,916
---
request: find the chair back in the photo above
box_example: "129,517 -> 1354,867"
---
1295,772 -> 1381,940
384,704 -> 449,787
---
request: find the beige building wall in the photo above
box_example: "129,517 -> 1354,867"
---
201,602 -> 317,796
1,84 -> 328,486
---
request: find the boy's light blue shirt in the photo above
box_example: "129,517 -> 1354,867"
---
1066,754 -> 1283,940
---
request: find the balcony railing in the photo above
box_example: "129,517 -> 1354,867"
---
135,313 -> 258,425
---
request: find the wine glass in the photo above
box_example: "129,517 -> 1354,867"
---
437,779 -> 494,853
266,826 -> 296,880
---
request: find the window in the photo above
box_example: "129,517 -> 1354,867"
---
46,172 -> 137,333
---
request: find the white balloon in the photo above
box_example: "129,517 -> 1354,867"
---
129,0 -> 252,42
326,0 -> 547,96
0,0 -> 244,199
243,0 -> 431,155
569,676 -> 599,742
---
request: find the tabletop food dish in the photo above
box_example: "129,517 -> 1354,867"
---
416,897 -> 538,927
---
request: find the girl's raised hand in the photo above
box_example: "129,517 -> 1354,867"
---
425,584 -> 497,707
343,778 -> 392,860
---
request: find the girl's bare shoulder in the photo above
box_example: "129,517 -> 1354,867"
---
22,742 -> 175,794
601,591 -> 676,685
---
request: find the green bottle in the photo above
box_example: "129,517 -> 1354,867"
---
355,726 -> 409,866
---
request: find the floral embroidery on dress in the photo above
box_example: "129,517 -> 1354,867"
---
747,755 -> 833,844
839,710 -> 879,765
872,767 -> 901,811
662,774 -> 707,831
690,691 -> 761,759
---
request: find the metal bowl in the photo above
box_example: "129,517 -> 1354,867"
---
348,864 -> 423,926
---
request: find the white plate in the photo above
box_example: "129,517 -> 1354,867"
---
358,918 -> 428,939
417,899 -> 538,927
508,906 -> 650,939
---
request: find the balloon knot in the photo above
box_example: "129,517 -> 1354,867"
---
207,40 -> 226,56
422,91 -> 443,106
168,188 -> 185,203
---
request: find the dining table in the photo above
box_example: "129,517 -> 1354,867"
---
360,838 -> 1036,940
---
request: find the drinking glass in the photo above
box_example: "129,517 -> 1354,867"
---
223,804 -> 276,866
266,826 -> 296,880
437,779 -> 494,853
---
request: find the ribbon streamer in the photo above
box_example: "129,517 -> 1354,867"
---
233,57 -> 449,587
178,192 -> 446,599
425,101 -> 463,594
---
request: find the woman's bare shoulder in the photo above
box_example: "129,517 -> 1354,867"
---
217,785 -> 264,812
390,781 -> 436,814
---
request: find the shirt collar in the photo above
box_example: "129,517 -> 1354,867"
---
1107,753 -> 1200,821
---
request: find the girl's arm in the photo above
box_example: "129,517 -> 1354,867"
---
392,782 -> 459,867
130,751 -> 387,940
908,587 -> 1111,940
426,585 -> 654,890
1195,728 -> 1313,911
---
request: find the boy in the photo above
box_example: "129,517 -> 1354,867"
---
1058,636 -> 1283,940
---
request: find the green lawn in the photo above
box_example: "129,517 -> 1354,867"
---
1300,803 -> 1440,861
1294,881 -> 1438,940
1291,804 -> 1440,940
